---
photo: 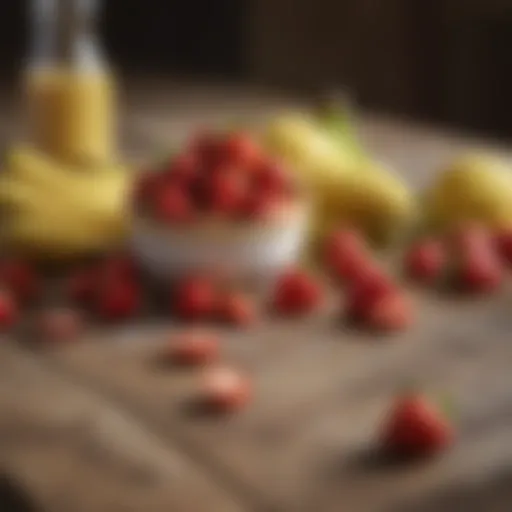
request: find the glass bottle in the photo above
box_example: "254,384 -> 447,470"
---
25,0 -> 117,164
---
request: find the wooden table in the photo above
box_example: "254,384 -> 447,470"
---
1,83 -> 512,512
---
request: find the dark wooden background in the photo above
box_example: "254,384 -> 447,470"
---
0,0 -> 511,136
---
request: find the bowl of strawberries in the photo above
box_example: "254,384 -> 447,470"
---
131,130 -> 310,281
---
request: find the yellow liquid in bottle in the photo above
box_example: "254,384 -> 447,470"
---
26,68 -> 116,164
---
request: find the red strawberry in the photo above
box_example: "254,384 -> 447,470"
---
456,251 -> 503,293
66,268 -> 96,304
494,227 -> 512,265
96,281 -> 141,321
173,276 -> 217,321
189,132 -> 221,164
167,153 -> 198,184
404,238 -> 446,284
99,255 -> 137,281
201,366 -> 252,413
448,222 -> 492,253
134,171 -> 160,209
217,292 -> 257,327
366,291 -> 414,332
0,260 -> 39,302
324,229 -> 370,283
217,132 -> 262,169
154,184 -> 194,224
255,160 -> 292,196
273,268 -> 323,316
345,270 -> 396,322
243,190 -> 281,221
381,394 -> 454,458
208,168 -> 249,214
0,289 -> 17,329
37,308 -> 83,343
169,330 -> 220,367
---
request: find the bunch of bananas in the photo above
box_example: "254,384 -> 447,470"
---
0,146 -> 132,259
263,99 -> 417,250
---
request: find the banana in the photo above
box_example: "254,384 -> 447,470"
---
0,145 -> 132,258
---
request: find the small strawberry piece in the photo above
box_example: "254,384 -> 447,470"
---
404,238 -> 446,284
167,153 -> 199,184
324,229 -> 370,283
217,292 -> 257,327
449,222 -> 493,253
37,308 -> 83,343
494,227 -> 512,266
456,251 -> 503,293
133,171 -> 160,209
208,168 -> 249,214
0,260 -> 39,302
255,160 -> 292,196
0,290 -> 17,329
169,330 -> 220,366
381,394 -> 454,458
96,281 -> 141,321
201,366 -> 252,413
99,255 -> 137,281
366,291 -> 414,332
217,132 -> 262,169
154,185 -> 194,224
189,132 -> 221,164
345,270 -> 396,322
173,277 -> 217,321
273,268 -> 323,316
243,190 -> 281,221
66,268 -> 96,304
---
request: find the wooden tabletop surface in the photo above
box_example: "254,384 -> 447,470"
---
1,82 -> 512,512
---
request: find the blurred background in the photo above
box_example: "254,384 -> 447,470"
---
0,0 -> 510,138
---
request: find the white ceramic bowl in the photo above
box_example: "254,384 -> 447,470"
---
131,202 -> 310,281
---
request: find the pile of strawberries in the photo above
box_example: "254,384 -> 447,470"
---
404,222 -> 512,293
134,131 -> 297,224
2,221 -> 512,453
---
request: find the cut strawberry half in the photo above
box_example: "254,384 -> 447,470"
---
201,366 -> 251,412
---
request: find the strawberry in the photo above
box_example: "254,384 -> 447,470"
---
455,251 -> 503,293
208,168 -> 249,214
243,190 -> 281,221
345,269 -> 396,323
173,276 -> 217,321
0,260 -> 39,302
96,280 -> 141,321
217,132 -> 262,169
66,268 -> 96,304
133,171 -> 160,209
167,153 -> 199,184
404,238 -> 446,284
36,308 -> 83,343
494,227 -> 512,266
99,255 -> 137,281
201,366 -> 252,413
381,394 -> 454,458
189,131 -> 221,164
448,222 -> 492,253
366,291 -> 414,332
0,289 -> 17,329
217,292 -> 257,327
273,268 -> 323,316
168,330 -> 220,367
255,160 -> 292,196
324,228 -> 370,283
154,184 -> 194,224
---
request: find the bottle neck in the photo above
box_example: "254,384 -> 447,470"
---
30,0 -> 105,71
